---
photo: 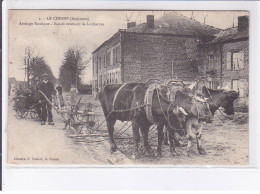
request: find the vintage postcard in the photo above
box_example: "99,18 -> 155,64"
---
7,10 -> 249,166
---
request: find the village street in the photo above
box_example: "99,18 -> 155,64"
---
7,95 -> 249,166
7,97 -> 133,166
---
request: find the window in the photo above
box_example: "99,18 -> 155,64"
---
103,75 -> 106,87
107,74 -> 109,84
116,46 -> 121,62
95,61 -> 98,74
232,79 -> 245,97
239,81 -> 245,97
99,57 -> 102,69
208,55 -> 214,60
232,79 -> 239,91
106,51 -> 111,66
208,81 -> 214,89
113,48 -> 116,64
207,54 -> 215,70
99,75 -> 102,88
93,58 -> 95,75
227,51 -> 244,70
103,54 -> 106,67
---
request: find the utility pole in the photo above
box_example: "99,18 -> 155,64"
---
76,64 -> 77,89
27,53 -> 30,88
171,60 -> 174,79
24,47 -> 31,88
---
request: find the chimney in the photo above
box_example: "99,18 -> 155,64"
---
238,16 -> 249,32
127,22 -> 136,29
147,15 -> 154,29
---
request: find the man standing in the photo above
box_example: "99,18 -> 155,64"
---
39,73 -> 56,125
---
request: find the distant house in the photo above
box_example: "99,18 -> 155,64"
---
92,12 -> 220,96
8,77 -> 17,86
16,81 -> 28,90
8,77 -> 17,96
201,16 -> 249,100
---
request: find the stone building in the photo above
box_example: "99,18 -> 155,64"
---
92,12 -> 220,96
92,12 -> 249,101
201,16 -> 249,100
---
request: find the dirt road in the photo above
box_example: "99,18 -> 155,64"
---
7,95 -> 248,166
7,100 -> 133,166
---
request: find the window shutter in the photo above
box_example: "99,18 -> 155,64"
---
227,81 -> 232,90
227,52 -> 231,70
239,81 -> 244,97
117,46 -> 121,62
239,51 -> 244,70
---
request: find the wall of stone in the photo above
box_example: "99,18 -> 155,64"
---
121,32 -> 201,83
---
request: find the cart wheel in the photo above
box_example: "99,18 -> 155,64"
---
85,115 -> 98,134
16,109 -> 28,119
85,124 -> 96,134
86,103 -> 93,112
30,110 -> 39,119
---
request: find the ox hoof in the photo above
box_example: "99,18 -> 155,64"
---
187,149 -> 196,157
171,150 -> 180,157
110,145 -> 117,153
163,140 -> 169,145
175,141 -> 185,147
144,146 -> 155,156
155,152 -> 163,158
131,153 -> 140,159
156,148 -> 162,157
198,148 -> 207,155
187,151 -> 192,157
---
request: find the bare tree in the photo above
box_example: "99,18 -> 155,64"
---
22,46 -> 35,88
59,44 -> 90,91
21,46 -> 56,88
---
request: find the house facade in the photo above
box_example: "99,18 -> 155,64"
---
92,31 -> 122,93
200,16 -> 249,101
92,12 -> 249,102
92,12 -> 220,96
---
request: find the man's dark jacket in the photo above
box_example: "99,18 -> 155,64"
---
39,81 -> 56,100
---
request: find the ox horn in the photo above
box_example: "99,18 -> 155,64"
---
178,106 -> 188,116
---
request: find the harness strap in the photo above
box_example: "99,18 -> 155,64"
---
144,88 -> 155,124
112,83 -> 127,111
193,97 -> 212,119
144,81 -> 160,124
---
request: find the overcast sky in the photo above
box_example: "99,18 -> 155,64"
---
9,10 -> 249,83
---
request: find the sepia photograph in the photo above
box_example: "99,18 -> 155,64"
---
7,9 -> 249,166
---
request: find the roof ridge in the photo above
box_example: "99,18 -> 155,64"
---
171,11 -> 221,31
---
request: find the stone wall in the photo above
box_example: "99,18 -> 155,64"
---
121,32 -> 201,83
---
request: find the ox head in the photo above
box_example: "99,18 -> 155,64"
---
191,96 -> 213,123
160,85 -> 169,99
202,86 -> 239,115
175,91 -> 213,123
221,90 -> 239,115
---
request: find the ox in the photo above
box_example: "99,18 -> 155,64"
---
201,86 -> 239,116
161,83 -> 239,155
159,88 -> 213,155
98,82 -> 188,158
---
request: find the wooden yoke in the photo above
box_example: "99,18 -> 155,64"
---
144,78 -> 161,124
166,80 -> 184,102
